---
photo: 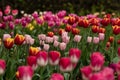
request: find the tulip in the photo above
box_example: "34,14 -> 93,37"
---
109,63 -> 117,72
69,48 -> 81,63
39,40 -> 45,46
92,25 -> 99,33
14,34 -> 25,45
49,51 -> 61,65
36,51 -> 48,66
73,35 -> 82,43
38,34 -> 46,41
80,66 -> 92,80
57,10 -> 66,18
47,32 -> 54,37
0,59 -> 6,75
29,46 -> 39,56
58,28 -> 65,35
0,22 -> 6,29
59,42 -> 66,51
61,31 -> 68,37
118,47 -> 120,57
98,33 -> 105,41
4,8 -> 11,15
45,37 -> 53,43
8,21 -> 15,30
106,42 -> 111,49
59,57 -> 73,72
89,72 -> 105,80
27,56 -> 38,70
3,34 -> 11,41
62,36 -> 70,44
87,36 -> 92,43
117,40 -> 120,44
53,40 -> 59,47
50,73 -> 64,80
112,25 -> 120,35
16,66 -> 33,80
43,44 -> 50,51
72,28 -> 80,35
68,16 -> 76,25
89,18 -> 99,26
0,11 -> 3,17
101,17 -> 110,26
99,27 -> 106,33
53,35 -> 59,41
90,52 -> 105,71
24,34 -> 34,45
93,37 -> 100,44
4,38 -> 14,49
109,36 -> 114,43
78,18 -> 89,28
65,24 -> 72,32
12,9 -> 18,16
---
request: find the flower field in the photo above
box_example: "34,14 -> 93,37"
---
0,5 -> 120,80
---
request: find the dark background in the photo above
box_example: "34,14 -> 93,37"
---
0,0 -> 120,15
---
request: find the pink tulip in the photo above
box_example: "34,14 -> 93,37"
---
90,52 -> 105,71
39,40 -> 45,45
93,37 -> 100,44
45,37 -> 53,43
99,33 -> 105,41
12,9 -> 18,16
16,66 -> 33,80
38,34 -> 46,41
27,56 -> 38,70
69,48 -> 81,63
62,36 -> 70,44
0,59 -> 6,75
0,11 -> 3,17
36,51 -> 48,66
3,34 -> 11,41
8,21 -> 15,30
4,8 -> 11,15
50,73 -> 64,80
89,72 -> 105,80
24,34 -> 34,45
59,57 -> 73,72
80,66 -> 92,80
61,31 -> 68,37
53,40 -> 60,47
59,42 -> 66,51
73,35 -> 82,43
53,35 -> 59,41
116,62 -> 120,75
87,36 -> 92,43
43,44 -> 50,51
49,51 -> 61,65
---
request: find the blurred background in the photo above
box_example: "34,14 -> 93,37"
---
0,0 -> 120,15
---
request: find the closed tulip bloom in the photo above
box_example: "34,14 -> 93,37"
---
61,31 -> 68,37
89,72 -> 105,80
90,52 -> 105,71
65,24 -> 72,32
38,34 -> 46,41
27,56 -> 38,70
43,44 -> 50,51
53,35 -> 59,41
49,51 -> 61,65
16,66 -> 33,80
14,34 -> 25,45
4,38 -> 14,49
101,17 -> 110,26
24,34 -> 34,45
93,37 -> 100,44
0,59 -> 6,75
99,27 -> 106,33
12,9 -> 18,16
92,25 -> 99,33
80,66 -> 92,80
58,28 -> 65,35
117,40 -> 120,44
59,42 -> 66,51
72,28 -> 80,35
29,46 -> 39,56
73,35 -> 82,43
36,51 -> 48,66
50,73 -> 64,80
59,57 -> 73,72
87,36 -> 92,43
69,48 -> 81,63
45,37 -> 53,43
3,34 -> 11,41
112,25 -> 120,35
47,32 -> 54,37
8,21 -> 15,30
62,36 -> 70,44
109,36 -> 114,43
53,40 -> 59,47
99,33 -> 105,41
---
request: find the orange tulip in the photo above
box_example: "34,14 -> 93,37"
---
29,46 -> 39,56
4,38 -> 14,49
14,34 -> 25,45
92,25 -> 99,33
99,27 -> 106,33
47,31 -> 54,37
72,28 -> 80,35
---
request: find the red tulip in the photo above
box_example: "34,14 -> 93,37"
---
0,59 -> 6,75
47,31 -> 54,37
59,57 -> 73,72
101,17 -> 110,26
14,34 -> 25,45
49,51 -> 61,65
109,36 -> 114,43
50,73 -> 64,80
72,28 -> 80,35
99,27 -> 106,33
16,66 -> 33,80
29,46 -> 39,56
58,28 -> 65,35
112,25 -> 120,35
78,18 -> 89,28
92,25 -> 99,33
4,38 -> 14,49
36,51 -> 48,66
65,24 -> 72,32
69,48 -> 81,63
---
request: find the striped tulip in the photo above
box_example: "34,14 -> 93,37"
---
14,34 -> 25,45
4,38 -> 14,49
112,25 -> 120,35
29,46 -> 39,56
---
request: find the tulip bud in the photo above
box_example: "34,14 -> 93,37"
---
109,36 -> 114,43
93,37 -> 100,44
87,36 -> 92,43
69,48 -> 81,63
80,66 -> 92,80
92,25 -> 99,33
98,33 -> 105,41
90,52 -> 104,71
36,51 -> 48,66
12,9 -> 18,16
29,46 -> 39,56
59,57 -> 73,72
50,73 -> 64,80
99,27 -> 106,33
4,38 -> 14,49
14,34 -> 25,45
49,51 -> 61,65
27,56 -> 38,70
0,59 -> 6,75
16,66 -> 33,80
73,35 -> 82,43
